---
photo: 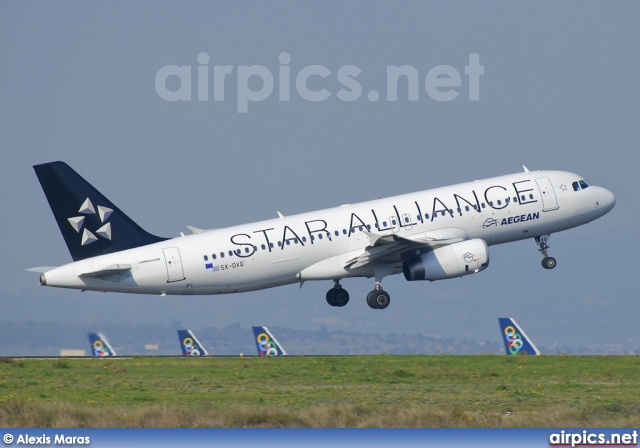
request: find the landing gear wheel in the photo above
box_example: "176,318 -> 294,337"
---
333,288 -> 349,307
536,235 -> 557,270
326,289 -> 337,306
541,257 -> 557,270
366,290 -> 375,308
326,287 -> 350,307
367,289 -> 390,309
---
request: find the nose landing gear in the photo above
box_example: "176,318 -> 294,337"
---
536,235 -> 557,269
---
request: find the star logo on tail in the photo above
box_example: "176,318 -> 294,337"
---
67,198 -> 113,246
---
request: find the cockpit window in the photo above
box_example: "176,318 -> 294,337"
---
572,181 -> 580,191
579,180 -> 590,189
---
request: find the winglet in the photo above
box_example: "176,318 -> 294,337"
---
523,165 -> 530,173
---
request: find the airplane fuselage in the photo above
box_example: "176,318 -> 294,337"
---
39,169 -> 615,299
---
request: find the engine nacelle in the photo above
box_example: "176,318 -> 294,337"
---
403,239 -> 489,281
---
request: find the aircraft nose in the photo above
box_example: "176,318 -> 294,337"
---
599,187 -> 616,213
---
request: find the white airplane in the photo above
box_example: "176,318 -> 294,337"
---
30,162 -> 615,309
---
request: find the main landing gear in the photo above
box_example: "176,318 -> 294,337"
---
366,284 -> 390,310
536,235 -> 557,270
325,280 -> 391,309
326,280 -> 350,307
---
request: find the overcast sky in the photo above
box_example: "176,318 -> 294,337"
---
1,2 -> 638,354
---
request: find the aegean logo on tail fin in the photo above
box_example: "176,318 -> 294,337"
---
88,332 -> 117,357
252,326 -> 287,356
498,318 -> 540,355
177,329 -> 209,356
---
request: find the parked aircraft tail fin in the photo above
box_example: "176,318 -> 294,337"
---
252,326 -> 287,356
498,318 -> 540,355
177,329 -> 209,356
88,332 -> 117,356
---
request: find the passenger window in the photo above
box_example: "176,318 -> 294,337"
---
497,200 -> 502,206
465,206 -> 469,212
335,230 -> 339,236
261,244 -> 266,250
220,252 -> 225,258
572,181 -> 580,191
212,254 -> 217,259
204,255 -> 208,261
425,214 -> 429,219
579,180 -> 590,189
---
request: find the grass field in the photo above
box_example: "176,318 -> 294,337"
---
1,355 -> 639,427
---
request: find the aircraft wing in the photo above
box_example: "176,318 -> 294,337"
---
345,228 -> 468,270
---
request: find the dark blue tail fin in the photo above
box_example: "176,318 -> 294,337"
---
88,332 -> 117,356
34,161 -> 167,261
252,326 -> 287,356
498,318 -> 540,355
177,330 -> 209,356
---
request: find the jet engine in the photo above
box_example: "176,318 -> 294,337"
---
402,239 -> 489,281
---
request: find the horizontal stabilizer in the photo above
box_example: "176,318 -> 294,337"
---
80,264 -> 132,278
25,266 -> 58,273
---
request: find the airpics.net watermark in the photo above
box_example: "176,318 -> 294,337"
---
155,52 -> 484,113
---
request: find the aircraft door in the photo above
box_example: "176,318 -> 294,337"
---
535,177 -> 559,211
163,247 -> 186,282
